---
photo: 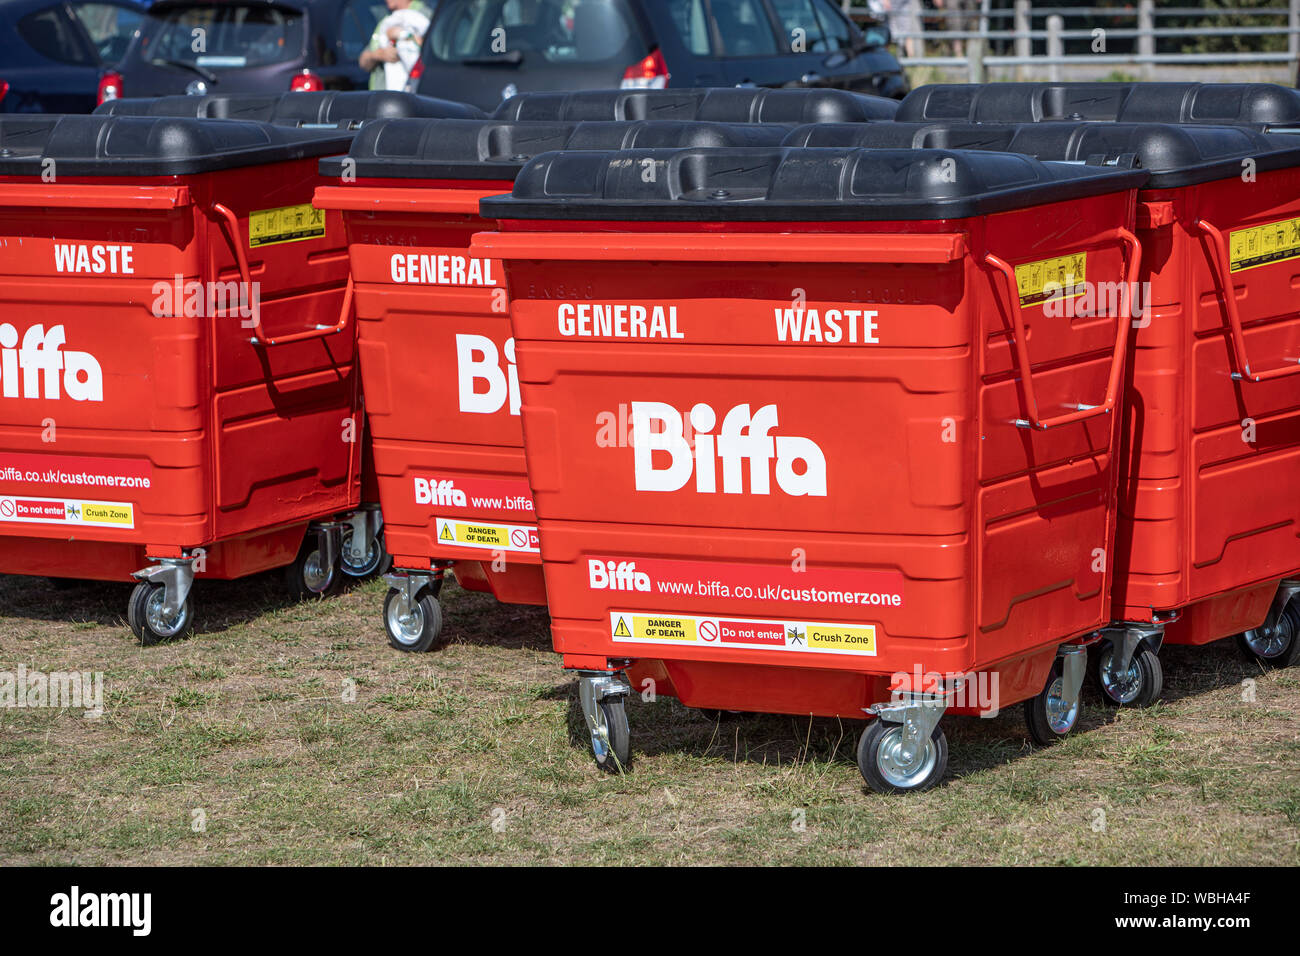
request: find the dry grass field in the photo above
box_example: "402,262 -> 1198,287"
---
1,571 -> 1297,865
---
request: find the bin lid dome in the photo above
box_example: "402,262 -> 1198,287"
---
479,146 -> 1148,222
318,118 -> 792,180
784,121 -> 1300,187
897,82 -> 1300,129
493,87 -> 898,123
0,115 -> 355,176
94,91 -> 485,126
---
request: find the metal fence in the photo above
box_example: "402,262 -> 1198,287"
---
843,1 -> 1300,82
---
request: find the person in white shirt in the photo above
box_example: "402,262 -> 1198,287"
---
359,0 -> 433,91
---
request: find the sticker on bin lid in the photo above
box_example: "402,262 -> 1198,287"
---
1230,216 -> 1300,272
608,611 -> 876,656
1014,251 -> 1087,307
0,495 -> 133,529
249,203 -> 326,248
434,516 -> 539,552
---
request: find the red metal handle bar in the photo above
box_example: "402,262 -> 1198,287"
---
471,231 -> 968,264
0,184 -> 191,209
985,227 -> 1142,431
1195,218 -> 1300,384
208,202 -> 351,347
313,185 -> 490,216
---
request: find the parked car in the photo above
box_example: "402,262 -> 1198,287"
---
413,0 -> 906,111
102,0 -> 394,103
0,0 -> 148,112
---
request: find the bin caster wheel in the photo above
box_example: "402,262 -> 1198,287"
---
383,586 -> 444,652
1094,641 -> 1162,707
1025,659 -> 1081,746
341,527 -> 390,579
286,539 -> 340,601
1238,602 -> 1300,669
127,581 -> 191,646
592,696 -> 630,773
857,719 -> 947,794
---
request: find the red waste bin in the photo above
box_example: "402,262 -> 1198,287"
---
792,116 -> 1300,691
93,92 -> 485,581
493,87 -> 899,123
477,145 -> 1146,791
313,117 -> 791,652
896,81 -> 1300,129
0,114 -> 367,643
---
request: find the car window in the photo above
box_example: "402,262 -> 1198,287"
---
17,5 -> 97,66
810,0 -> 856,52
710,0 -> 778,57
70,2 -> 145,64
666,0 -> 710,56
767,0 -> 832,53
339,0 -> 386,60
141,4 -> 305,69
429,0 -> 642,64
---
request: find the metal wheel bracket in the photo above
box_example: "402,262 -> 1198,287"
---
344,508 -> 382,564
578,671 -> 631,761
1058,644 -> 1088,711
867,693 -> 947,766
310,521 -> 344,573
1104,622 -> 1163,676
131,558 -> 196,618
384,571 -> 433,614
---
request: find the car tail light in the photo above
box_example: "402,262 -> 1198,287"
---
621,49 -> 668,90
405,57 -> 424,93
0,80 -> 9,106
96,70 -> 123,105
290,70 -> 323,92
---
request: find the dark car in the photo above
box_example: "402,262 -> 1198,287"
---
413,0 -> 905,112
0,0 -> 148,112
104,0 -> 396,103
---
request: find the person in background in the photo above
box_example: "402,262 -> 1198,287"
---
359,0 -> 434,91
879,0 -> 922,58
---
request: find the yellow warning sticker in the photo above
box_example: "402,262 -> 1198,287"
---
1230,216 -> 1300,272
622,615 -> 698,642
79,503 -> 134,526
1014,251 -> 1087,307
806,624 -> 876,654
608,611 -> 877,657
433,517 -> 539,553
248,203 -> 326,248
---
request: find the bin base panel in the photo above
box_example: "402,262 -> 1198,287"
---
618,645 -> 1059,719
1159,581 -> 1276,646
0,524 -> 308,583
452,560 -> 547,606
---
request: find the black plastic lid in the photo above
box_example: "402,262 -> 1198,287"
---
94,91 -> 485,126
318,118 -> 792,180
784,121 -> 1300,187
897,82 -> 1300,128
493,87 -> 898,123
0,115 -> 355,176
479,146 -> 1148,222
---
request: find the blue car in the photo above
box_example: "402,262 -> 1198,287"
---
0,0 -> 149,112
